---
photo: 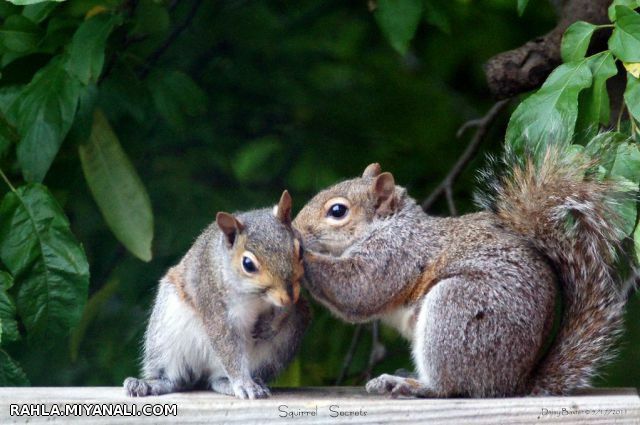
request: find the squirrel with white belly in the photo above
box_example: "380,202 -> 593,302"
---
293,148 -> 629,397
125,191 -> 310,399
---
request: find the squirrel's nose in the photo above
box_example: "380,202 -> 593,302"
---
279,294 -> 293,307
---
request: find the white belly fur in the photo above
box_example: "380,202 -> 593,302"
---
144,279 -> 225,382
144,279 -> 277,383
380,305 -> 416,341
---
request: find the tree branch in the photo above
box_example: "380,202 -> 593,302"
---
484,0 -> 610,99
138,0 -> 204,79
361,321 -> 386,382
335,324 -> 363,385
421,99 -> 510,212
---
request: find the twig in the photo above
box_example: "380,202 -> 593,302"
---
616,99 -> 626,132
361,320 -> 385,382
99,34 -> 148,84
445,186 -> 457,216
421,99 -> 510,212
335,324 -> 363,385
138,0 -> 204,79
0,167 -> 16,192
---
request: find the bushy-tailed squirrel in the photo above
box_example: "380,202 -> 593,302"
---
293,148 -> 628,397
125,191 -> 310,399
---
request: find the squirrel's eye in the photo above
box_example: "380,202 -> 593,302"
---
323,197 -> 351,225
242,256 -> 258,273
327,203 -> 348,219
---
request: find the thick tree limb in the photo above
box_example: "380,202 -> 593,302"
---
484,0 -> 610,99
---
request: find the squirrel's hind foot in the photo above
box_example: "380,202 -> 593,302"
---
365,374 -> 434,398
123,377 -> 175,397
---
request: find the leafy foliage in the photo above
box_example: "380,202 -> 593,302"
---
10,59 -> 82,182
561,21 -> 596,62
0,184 -> 89,341
78,109 -> 153,262
0,0 -> 636,391
505,3 -> 640,246
374,0 -> 424,55
66,14 -> 119,85
505,61 -> 592,154
0,271 -> 19,344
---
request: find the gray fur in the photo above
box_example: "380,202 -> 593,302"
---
125,207 -> 310,399
294,149 -> 627,397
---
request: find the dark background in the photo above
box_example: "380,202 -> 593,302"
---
3,0 -> 637,388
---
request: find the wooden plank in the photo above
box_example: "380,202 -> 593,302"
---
0,387 -> 637,424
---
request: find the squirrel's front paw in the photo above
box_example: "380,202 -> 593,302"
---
124,377 -> 149,397
366,374 -> 432,398
231,379 -> 271,399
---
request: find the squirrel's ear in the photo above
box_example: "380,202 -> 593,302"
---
216,212 -> 244,246
362,163 -> 382,178
372,172 -> 396,215
275,190 -> 292,225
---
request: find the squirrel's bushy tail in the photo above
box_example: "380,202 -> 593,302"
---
476,146 -> 628,395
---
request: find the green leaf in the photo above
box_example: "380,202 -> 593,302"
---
23,2 -> 59,23
609,7 -> 640,62
0,271 -> 19,343
617,181 -> 638,236
634,220 -> 640,263
505,60 -> 592,155
584,53 -> 618,125
78,109 -> 154,262
610,141 -> 640,182
561,21 -> 596,62
0,184 -> 89,343
624,73 -> 640,123
232,137 -> 284,184
65,13 -> 119,85
66,83 -> 98,145
41,15 -> 80,53
147,71 -> 207,132
0,350 -> 28,386
517,0 -> 530,16
0,15 -> 40,53
0,87 -> 21,158
6,0 -> 65,5
132,0 -> 170,36
608,141 -> 640,236
616,4 -> 639,20
424,2 -> 450,34
576,52 -> 618,139
9,58 -> 82,182
0,113 -> 19,159
608,0 -> 640,21
585,131 -> 627,174
374,0 -> 423,55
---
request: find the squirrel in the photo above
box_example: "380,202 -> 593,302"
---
293,148 -> 629,397
124,190 -> 310,399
